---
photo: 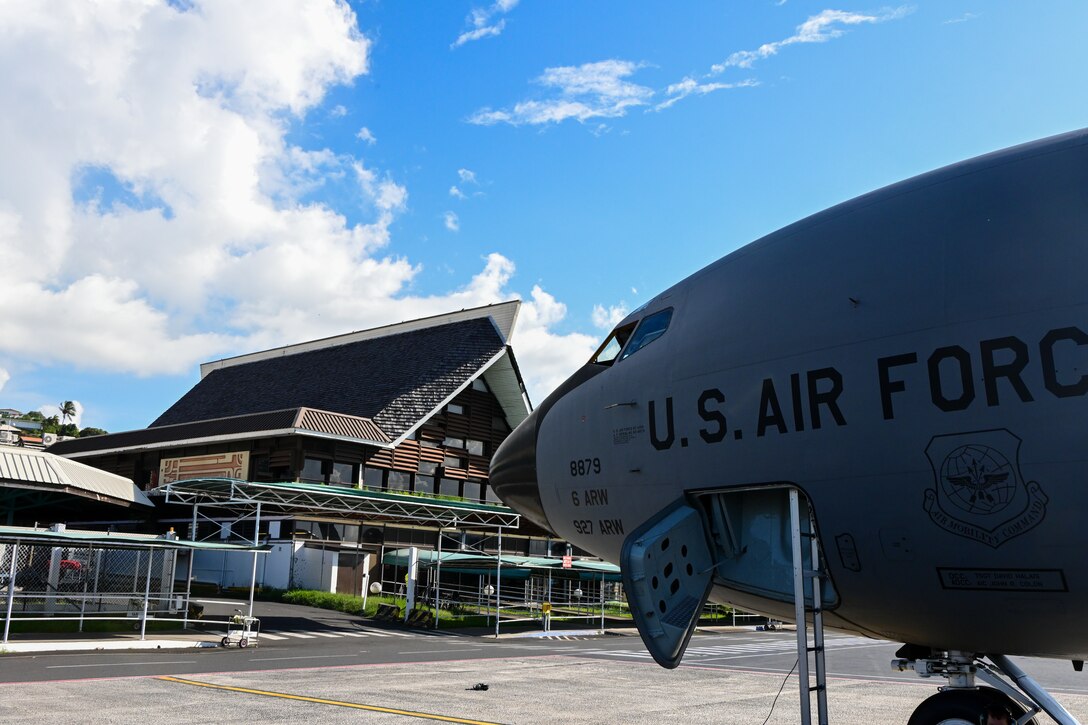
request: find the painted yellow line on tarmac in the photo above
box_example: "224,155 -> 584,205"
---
157,675 -> 504,724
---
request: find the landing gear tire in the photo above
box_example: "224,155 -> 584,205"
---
907,687 -> 1034,725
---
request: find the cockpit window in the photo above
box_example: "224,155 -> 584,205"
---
617,308 -> 672,361
590,322 -> 636,366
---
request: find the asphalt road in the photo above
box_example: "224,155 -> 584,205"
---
2,602 -> 1087,723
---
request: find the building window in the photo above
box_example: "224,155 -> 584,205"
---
302,458 -> 327,483
415,475 -> 435,495
330,462 -> 357,487
447,403 -> 465,416
302,458 -> 357,486
443,435 -> 466,449
363,466 -> 385,489
485,485 -> 501,504
466,439 -> 485,456
443,455 -> 465,470
439,478 -> 460,497
387,470 -> 411,491
419,461 -> 438,476
420,438 -> 440,449
462,481 -> 481,502
472,378 -> 489,392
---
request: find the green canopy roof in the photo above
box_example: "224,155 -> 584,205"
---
382,547 -> 620,579
0,524 -> 268,551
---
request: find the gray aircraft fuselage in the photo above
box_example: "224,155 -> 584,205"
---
491,128 -> 1088,660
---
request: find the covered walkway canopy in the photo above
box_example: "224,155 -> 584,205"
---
153,478 -> 521,529
0,447 -> 153,519
0,524 -> 266,552
382,548 -> 621,580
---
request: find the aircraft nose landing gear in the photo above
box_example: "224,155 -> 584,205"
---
893,647 -> 1081,724
907,687 -> 1028,725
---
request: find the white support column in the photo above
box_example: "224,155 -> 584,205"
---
404,547 -> 418,623
360,553 -> 372,614
789,488 -> 812,725
183,504 -> 197,627
494,527 -> 502,638
45,546 -> 62,615
248,502 -> 261,620
600,573 -> 606,632
546,568 -> 552,633
434,530 -> 444,630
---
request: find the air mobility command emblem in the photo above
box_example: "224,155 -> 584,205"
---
923,429 -> 1047,548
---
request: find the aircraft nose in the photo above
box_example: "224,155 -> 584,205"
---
490,363 -> 607,534
489,410 -> 552,532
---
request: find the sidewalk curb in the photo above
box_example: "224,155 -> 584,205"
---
2,638 -> 219,654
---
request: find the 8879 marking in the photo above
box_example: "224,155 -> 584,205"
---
570,458 -> 601,477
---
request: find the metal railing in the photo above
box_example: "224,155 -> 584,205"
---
1,541 -> 179,642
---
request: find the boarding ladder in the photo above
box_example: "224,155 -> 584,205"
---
790,488 -> 829,725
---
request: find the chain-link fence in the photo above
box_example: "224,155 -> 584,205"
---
0,541 -> 180,641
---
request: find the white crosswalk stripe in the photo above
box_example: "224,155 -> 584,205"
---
586,635 -> 880,661
261,626 -> 462,641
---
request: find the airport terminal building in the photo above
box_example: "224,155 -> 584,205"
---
47,302 -> 584,597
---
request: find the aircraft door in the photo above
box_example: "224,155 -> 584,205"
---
695,486 -> 838,610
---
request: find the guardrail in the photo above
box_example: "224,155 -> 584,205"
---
1,542 -> 177,642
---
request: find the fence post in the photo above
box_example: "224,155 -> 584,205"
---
140,549 -> 154,641
93,549 -> 103,612
79,555 -> 89,632
3,543 -> 18,644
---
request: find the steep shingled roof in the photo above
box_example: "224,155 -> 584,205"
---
150,316 -> 506,439
49,302 -> 528,459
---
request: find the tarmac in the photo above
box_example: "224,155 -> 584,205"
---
0,621 -> 753,654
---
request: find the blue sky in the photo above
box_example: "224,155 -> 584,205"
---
1,1 -> 1086,432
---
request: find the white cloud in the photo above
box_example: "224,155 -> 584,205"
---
444,211 -> 460,231
0,367 -> 8,394
653,77 -> 758,112
356,126 -> 376,144
39,400 -> 83,428
450,167 -> 480,200
0,3 -> 526,397
0,0 -> 597,411
512,286 -> 599,402
943,12 -> 979,25
452,0 -> 519,49
468,60 -> 654,127
330,104 -> 348,117
592,303 -> 628,329
712,6 -> 913,72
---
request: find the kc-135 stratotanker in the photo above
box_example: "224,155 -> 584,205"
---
491,129 -> 1088,724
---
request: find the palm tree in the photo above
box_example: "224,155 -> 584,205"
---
59,400 -> 76,426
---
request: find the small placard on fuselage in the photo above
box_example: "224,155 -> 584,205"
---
937,568 -> 1067,592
